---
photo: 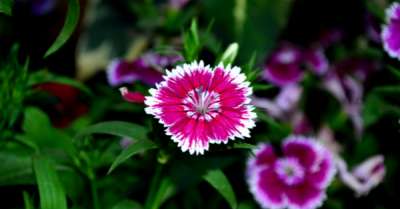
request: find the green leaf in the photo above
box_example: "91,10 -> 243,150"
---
387,65 -> 400,80
251,84 -> 274,92
22,107 -> 77,158
243,51 -> 257,76
228,141 -> 259,150
112,200 -> 144,209
22,190 -> 35,209
365,0 -> 385,22
108,139 -> 158,174
255,110 -> 283,130
179,156 -> 237,209
74,121 -> 149,141
0,0 -> 14,16
33,155 -> 67,209
219,43 -> 239,66
43,0 -> 80,58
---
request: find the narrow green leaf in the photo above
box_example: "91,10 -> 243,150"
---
190,18 -> 200,46
33,156 -> 67,209
220,43 -> 239,66
153,50 -> 183,56
0,0 -> 14,16
22,190 -> 34,209
251,84 -> 274,92
179,156 -> 237,209
244,51 -> 257,76
228,141 -> 260,150
108,140 -> 158,174
74,121 -> 149,141
112,200 -> 144,209
43,0 -> 80,58
255,110 -> 283,130
387,65 -> 400,80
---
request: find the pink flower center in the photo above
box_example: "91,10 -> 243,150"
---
275,157 -> 305,186
183,86 -> 221,119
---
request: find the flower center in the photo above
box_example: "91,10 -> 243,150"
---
184,86 -> 221,119
278,50 -> 296,64
275,157 -> 305,186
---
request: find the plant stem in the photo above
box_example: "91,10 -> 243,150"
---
151,177 -> 170,209
145,163 -> 163,209
90,177 -> 101,209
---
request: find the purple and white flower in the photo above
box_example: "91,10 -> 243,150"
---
143,61 -> 256,155
107,52 -> 183,87
382,2 -> 400,60
247,136 -> 336,209
262,43 -> 328,86
336,155 -> 386,196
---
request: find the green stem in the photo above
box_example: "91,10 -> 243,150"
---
90,177 -> 101,209
151,177 -> 170,209
145,163 -> 163,209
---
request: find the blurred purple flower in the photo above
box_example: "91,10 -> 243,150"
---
332,58 -> 381,82
168,0 -> 190,9
322,72 -> 364,139
119,87 -> 146,103
336,155 -> 385,196
247,136 -> 336,209
262,43 -> 328,86
250,85 -> 312,134
15,0 -> 57,16
364,13 -> 382,43
317,125 -> 343,154
382,2 -> 400,60
107,52 -> 184,87
312,28 -> 344,49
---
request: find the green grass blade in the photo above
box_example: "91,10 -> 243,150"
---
108,139 -> 158,174
33,156 -> 67,209
74,121 -> 149,141
180,156 -> 237,209
43,0 -> 80,58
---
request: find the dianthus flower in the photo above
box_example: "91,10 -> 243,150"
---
107,52 -> 183,87
247,136 -> 336,209
121,61 -> 256,155
382,2 -> 400,60
262,43 -> 328,86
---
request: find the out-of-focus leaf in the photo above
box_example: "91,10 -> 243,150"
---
74,121 -> 149,141
179,156 -> 237,209
112,200 -> 144,209
0,0 -> 14,16
156,156 -> 236,208
227,141 -> 259,150
108,139 -> 158,174
0,142 -> 36,186
219,43 -> 239,66
365,0 -> 385,22
43,0 -> 80,58
204,0 -> 293,64
183,19 -> 201,62
251,84 -> 274,92
372,85 -> 400,94
387,65 -> 400,80
243,52 -> 257,76
22,107 -> 77,157
364,93 -> 400,127
255,110 -> 284,130
33,155 -> 67,209
22,190 -> 34,209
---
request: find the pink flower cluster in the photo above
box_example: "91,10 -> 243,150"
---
247,136 -> 336,209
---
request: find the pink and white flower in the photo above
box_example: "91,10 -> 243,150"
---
336,155 -> 386,196
247,136 -> 336,209
144,61 -> 256,155
382,2 -> 400,60
107,52 -> 183,87
262,43 -> 328,86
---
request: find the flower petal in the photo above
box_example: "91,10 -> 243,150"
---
306,149 -> 336,189
285,182 -> 325,209
282,136 -> 321,171
250,166 -> 287,209
119,87 -> 146,103
262,64 -> 304,87
302,49 -> 328,75
382,2 -> 400,60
